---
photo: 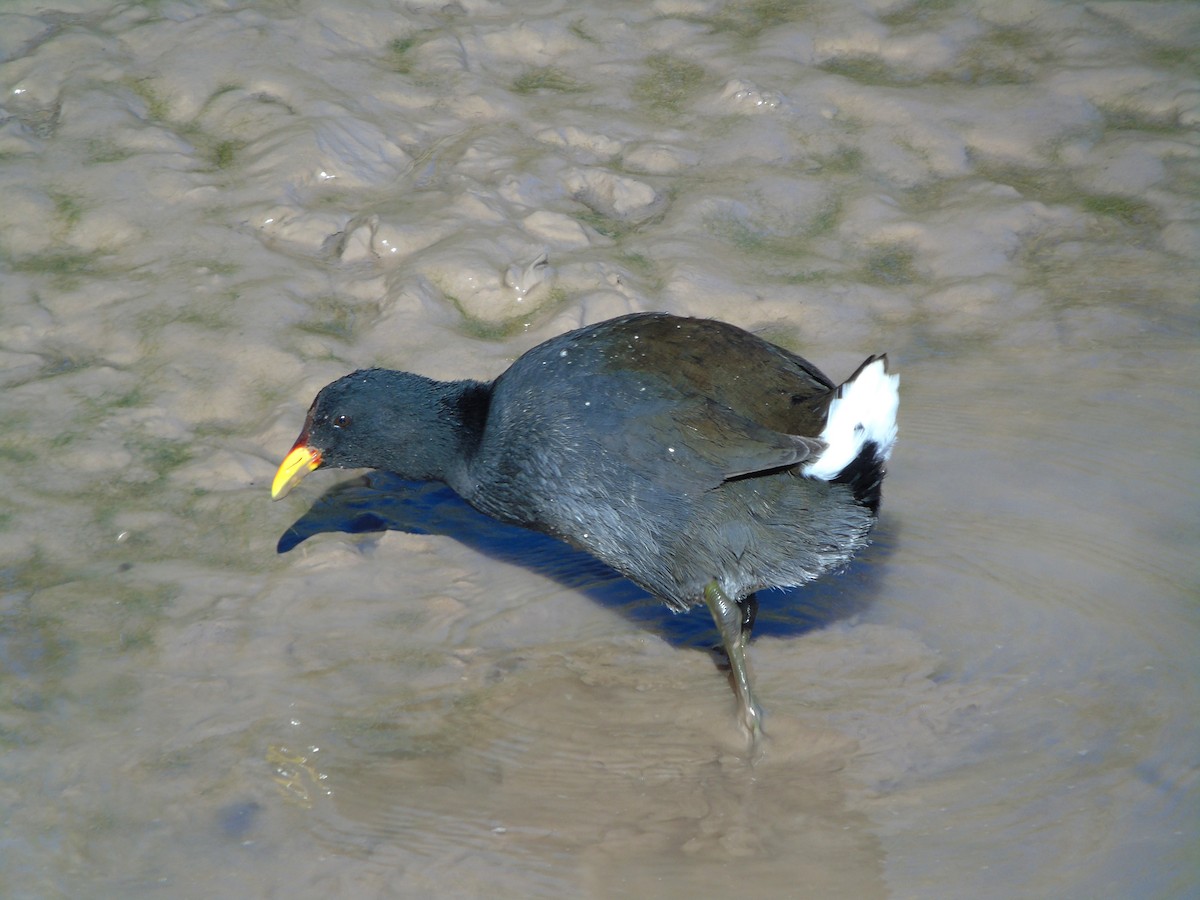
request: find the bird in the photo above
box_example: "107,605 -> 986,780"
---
272,312 -> 898,746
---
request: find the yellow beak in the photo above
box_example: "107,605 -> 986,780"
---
272,445 -> 321,499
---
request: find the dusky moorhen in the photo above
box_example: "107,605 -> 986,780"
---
272,312 -> 899,745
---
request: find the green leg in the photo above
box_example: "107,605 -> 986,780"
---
704,582 -> 764,744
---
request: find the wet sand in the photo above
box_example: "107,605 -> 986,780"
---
1,0 -> 1197,897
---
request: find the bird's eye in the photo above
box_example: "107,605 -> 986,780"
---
333,414 -> 352,429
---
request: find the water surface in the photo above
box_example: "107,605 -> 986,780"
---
1,0 -> 1197,897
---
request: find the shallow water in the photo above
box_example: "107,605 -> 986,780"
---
1,0 -> 1197,897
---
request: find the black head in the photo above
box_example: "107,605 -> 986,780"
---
272,368 -> 482,499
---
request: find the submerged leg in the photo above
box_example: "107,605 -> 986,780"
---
704,582 -> 764,744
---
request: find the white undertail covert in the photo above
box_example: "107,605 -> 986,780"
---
801,357 -> 899,480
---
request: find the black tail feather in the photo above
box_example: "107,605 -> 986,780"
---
832,441 -> 886,514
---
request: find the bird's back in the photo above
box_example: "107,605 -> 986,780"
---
462,313 -> 888,611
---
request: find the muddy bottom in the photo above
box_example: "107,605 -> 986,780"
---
1,0 -> 1197,897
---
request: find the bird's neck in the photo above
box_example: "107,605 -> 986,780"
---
442,379 -> 492,472
353,372 -> 493,486
410,376 -> 493,489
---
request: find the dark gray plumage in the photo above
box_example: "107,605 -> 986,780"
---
273,312 -> 899,745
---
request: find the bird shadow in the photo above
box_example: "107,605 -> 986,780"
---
276,471 -> 896,652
